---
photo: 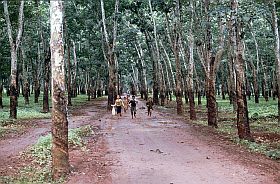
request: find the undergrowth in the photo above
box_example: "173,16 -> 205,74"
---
192,96 -> 280,160
233,138 -> 280,160
1,125 -> 94,184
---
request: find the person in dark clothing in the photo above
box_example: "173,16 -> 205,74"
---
146,97 -> 153,117
129,95 -> 137,119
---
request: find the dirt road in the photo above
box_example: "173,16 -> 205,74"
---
0,98 -> 279,184
100,99 -> 279,184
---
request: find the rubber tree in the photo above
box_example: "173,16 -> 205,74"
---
50,0 -> 70,178
270,0 -> 280,124
135,43 -> 148,100
196,0 -> 225,127
231,0 -> 251,140
160,40 -> 175,101
148,0 -> 161,105
164,0 -> 184,115
64,19 -> 72,106
100,0 -> 119,110
21,41 -> 30,105
3,0 -> 24,119
186,0 -> 196,120
248,21 -> 260,103
42,48 -> 50,113
72,40 -> 78,97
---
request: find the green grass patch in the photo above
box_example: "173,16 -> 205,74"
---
1,125 -> 94,184
217,122 -> 236,135
233,138 -> 280,160
251,118 -> 280,134
0,94 -> 91,122
196,96 -> 278,118
0,94 -> 51,124
191,96 -> 280,160
0,94 -> 91,137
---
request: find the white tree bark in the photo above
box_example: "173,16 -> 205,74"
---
160,40 -> 176,91
50,0 -> 69,178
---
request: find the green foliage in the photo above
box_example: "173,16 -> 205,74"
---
68,125 -> 93,149
251,118 -> 280,134
217,123 -> 236,135
200,96 -> 278,119
234,139 -> 280,160
235,139 -> 268,153
70,94 -> 91,106
28,134 -> 52,166
265,149 -> 280,160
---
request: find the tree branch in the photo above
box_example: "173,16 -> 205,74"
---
16,1 -> 25,51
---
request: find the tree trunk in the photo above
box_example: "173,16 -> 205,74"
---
228,26 -> 237,111
67,41 -> 72,106
248,60 -> 259,103
21,43 -> 30,105
174,43 -> 183,115
159,63 -> 166,106
246,77 -> 251,101
161,49 -> 172,103
97,74 -> 103,97
72,41 -> 78,98
87,88 -> 91,101
43,49 -> 50,113
50,0 -> 70,179
206,60 -> 218,128
33,43 -> 41,104
187,4 -> 196,120
144,31 -> 159,105
272,72 -> 277,100
249,24 -> 260,103
167,0 -> 183,115
221,80 -> 226,100
231,0 -> 251,140
148,0 -> 160,106
107,64 -> 117,107
271,0 -> 280,123
160,40 -> 175,101
197,88 -> 202,106
100,0 -> 119,110
196,0 -> 224,127
135,43 -> 148,101
262,61 -> 269,101
4,0 -> 24,119
194,69 -> 202,105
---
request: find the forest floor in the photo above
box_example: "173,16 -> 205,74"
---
0,97 -> 280,184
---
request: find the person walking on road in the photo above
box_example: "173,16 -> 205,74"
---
129,95 -> 137,119
146,97 -> 153,117
115,95 -> 124,117
123,96 -> 129,113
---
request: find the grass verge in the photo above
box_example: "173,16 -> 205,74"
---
192,96 -> 280,160
0,125 -> 94,184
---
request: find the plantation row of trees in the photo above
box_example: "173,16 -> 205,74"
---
1,0 -> 280,178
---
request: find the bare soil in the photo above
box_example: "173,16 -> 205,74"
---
0,97 -> 280,184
